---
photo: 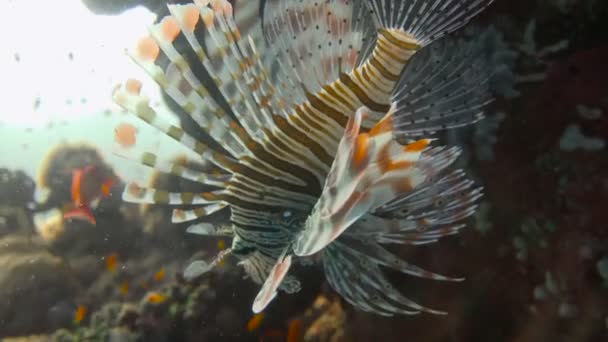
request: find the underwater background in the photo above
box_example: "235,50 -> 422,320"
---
0,0 -> 607,341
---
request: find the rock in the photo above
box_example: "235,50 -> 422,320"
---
0,236 -> 78,337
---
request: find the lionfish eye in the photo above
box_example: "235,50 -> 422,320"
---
282,210 -> 293,218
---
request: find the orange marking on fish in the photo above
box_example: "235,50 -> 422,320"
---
106,253 -> 119,273
246,312 -> 265,332
377,143 -> 414,173
202,9 -> 215,28
162,17 -> 181,42
154,268 -> 165,282
136,36 -> 160,61
115,123 -> 137,148
74,305 -> 87,324
404,139 -> 431,152
182,5 -> 200,31
391,177 -> 413,193
369,114 -> 393,137
119,281 -> 130,296
221,0 -> 233,17
353,133 -> 369,167
147,292 -> 168,304
101,178 -> 115,197
125,79 -> 142,95
286,318 -> 302,342
210,0 -> 223,12
173,209 -> 186,220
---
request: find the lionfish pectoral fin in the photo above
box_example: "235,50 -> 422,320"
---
323,242 -> 449,316
183,260 -> 213,280
252,254 -> 293,313
390,36 -> 496,137
295,107 -> 431,256
183,248 -> 232,280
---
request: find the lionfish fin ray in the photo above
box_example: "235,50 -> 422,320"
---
366,0 -> 495,46
112,83 -> 234,171
324,242 -> 447,315
112,149 -> 231,188
122,182 -> 224,206
171,204 -> 228,223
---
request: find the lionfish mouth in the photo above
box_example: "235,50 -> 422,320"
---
112,0 -> 495,316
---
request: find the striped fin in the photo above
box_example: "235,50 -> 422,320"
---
366,0 -> 495,46
112,81 -> 234,171
339,235 -> 463,281
379,169 -> 483,217
323,241 -> 448,315
172,204 -> 228,223
154,4 -> 264,132
122,182 -> 224,206
125,27 -> 248,157
350,216 -> 467,245
263,0 -> 375,95
391,37 -> 494,136
295,106 -> 440,256
167,1 -> 331,190
112,149 -> 231,188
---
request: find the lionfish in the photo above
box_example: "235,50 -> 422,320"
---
113,0 -> 495,316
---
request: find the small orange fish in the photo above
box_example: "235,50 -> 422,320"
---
74,305 -> 87,324
246,312 -> 265,332
154,268 -> 165,282
114,122 -> 138,148
119,281 -> 130,296
63,165 -> 116,225
147,292 -> 167,304
106,253 -> 119,273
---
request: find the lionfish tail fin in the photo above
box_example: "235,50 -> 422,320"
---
391,36 -> 495,137
295,106 -> 439,256
367,0 -> 495,46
